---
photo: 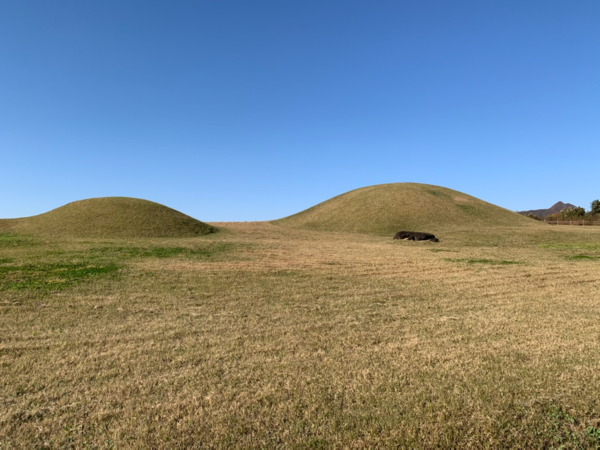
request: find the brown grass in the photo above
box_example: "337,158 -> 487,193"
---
1,223 -> 599,448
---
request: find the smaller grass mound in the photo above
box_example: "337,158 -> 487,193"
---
0,197 -> 215,238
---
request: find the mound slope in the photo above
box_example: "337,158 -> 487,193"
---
274,183 -> 535,235
0,197 -> 215,238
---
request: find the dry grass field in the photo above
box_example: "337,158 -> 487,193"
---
1,222 -> 600,448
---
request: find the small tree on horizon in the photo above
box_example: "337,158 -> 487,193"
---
591,200 -> 600,215
557,207 -> 585,220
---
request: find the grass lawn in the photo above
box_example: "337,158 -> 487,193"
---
1,223 -> 599,448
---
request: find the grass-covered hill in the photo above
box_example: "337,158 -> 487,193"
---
0,197 -> 215,238
273,183 -> 536,235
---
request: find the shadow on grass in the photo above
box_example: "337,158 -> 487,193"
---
445,258 -> 522,265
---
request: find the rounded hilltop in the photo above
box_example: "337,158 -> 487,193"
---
0,197 -> 215,238
273,183 -> 534,235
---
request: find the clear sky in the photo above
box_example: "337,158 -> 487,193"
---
1,1 -> 599,221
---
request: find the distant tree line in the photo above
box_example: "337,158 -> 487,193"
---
527,199 -> 600,221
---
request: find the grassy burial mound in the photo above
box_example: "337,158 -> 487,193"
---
0,197 -> 215,238
274,183 -> 535,235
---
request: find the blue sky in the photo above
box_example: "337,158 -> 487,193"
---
1,1 -> 599,221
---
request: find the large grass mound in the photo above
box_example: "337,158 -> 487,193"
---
0,197 -> 215,238
274,183 -> 535,235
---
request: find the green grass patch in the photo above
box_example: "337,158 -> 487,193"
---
89,242 -> 233,260
565,254 -> 600,261
0,262 -> 119,291
428,249 -> 457,253
426,189 -> 450,198
0,233 -> 37,247
0,243 -> 234,292
537,405 -> 600,449
445,258 -> 521,265
455,204 -> 484,217
540,243 -> 600,250
586,426 -> 600,446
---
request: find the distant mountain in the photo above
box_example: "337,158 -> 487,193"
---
518,201 -> 576,218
